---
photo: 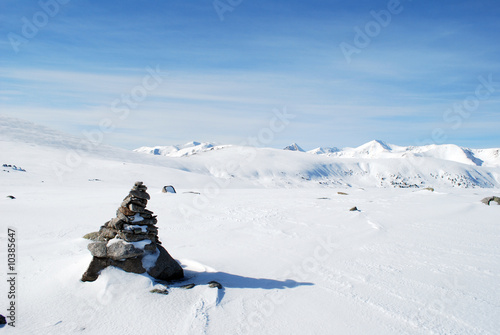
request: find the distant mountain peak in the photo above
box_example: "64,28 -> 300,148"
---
308,147 -> 340,155
284,143 -> 305,152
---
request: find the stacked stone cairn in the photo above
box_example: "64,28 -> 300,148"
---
82,182 -> 184,282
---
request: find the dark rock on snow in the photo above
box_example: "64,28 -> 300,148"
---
208,281 -> 223,289
481,196 -> 500,205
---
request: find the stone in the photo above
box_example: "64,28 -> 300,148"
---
109,257 -> 145,274
423,187 -> 435,192
180,283 -> 196,289
116,211 -> 134,223
144,242 -> 157,252
81,257 -> 109,282
349,206 -> 359,211
108,218 -> 125,230
118,205 -> 136,216
130,218 -> 157,226
0,314 -> 7,325
147,245 -> 184,281
208,281 -> 223,289
106,241 -> 144,260
162,185 -> 176,193
98,227 -> 118,239
132,181 -> 148,191
88,242 -> 107,257
337,192 -> 348,195
121,195 -> 147,208
481,196 -> 500,205
128,203 -> 147,213
117,231 -> 157,242
129,190 -> 150,200
139,213 -> 155,220
6,195 -> 15,199
150,288 -> 169,295
83,232 -> 100,240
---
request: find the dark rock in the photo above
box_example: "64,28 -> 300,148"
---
147,245 -> 184,281
117,231 -> 157,242
106,241 -> 144,260
81,257 -> 109,282
180,283 -> 196,289
144,242 -> 157,252
131,218 -> 157,226
6,195 -> 15,199
88,242 -> 107,257
109,257 -> 146,274
208,281 -> 223,289
349,206 -> 359,211
150,287 -> 168,295
139,213 -> 155,220
132,181 -> 148,191
146,226 -> 158,234
121,195 -> 147,208
129,190 -> 150,200
128,203 -> 147,213
141,209 -> 154,216
337,192 -> 348,195
0,314 -> 6,325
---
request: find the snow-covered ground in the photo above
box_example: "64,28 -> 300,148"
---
0,117 -> 499,334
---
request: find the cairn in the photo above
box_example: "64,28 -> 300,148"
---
82,182 -> 184,282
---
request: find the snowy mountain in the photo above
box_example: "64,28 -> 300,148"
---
308,139 -> 500,167
308,147 -> 340,155
283,143 -> 305,152
1,116 -> 499,188
134,141 -> 223,157
135,139 -> 500,188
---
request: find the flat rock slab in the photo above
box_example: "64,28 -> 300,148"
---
87,240 -> 144,260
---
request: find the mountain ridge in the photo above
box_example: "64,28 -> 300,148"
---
1,116 -> 499,188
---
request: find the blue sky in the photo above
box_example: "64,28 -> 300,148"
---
1,0 -> 499,150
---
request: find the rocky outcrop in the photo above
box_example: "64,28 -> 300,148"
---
481,196 -> 500,205
82,182 -> 184,282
